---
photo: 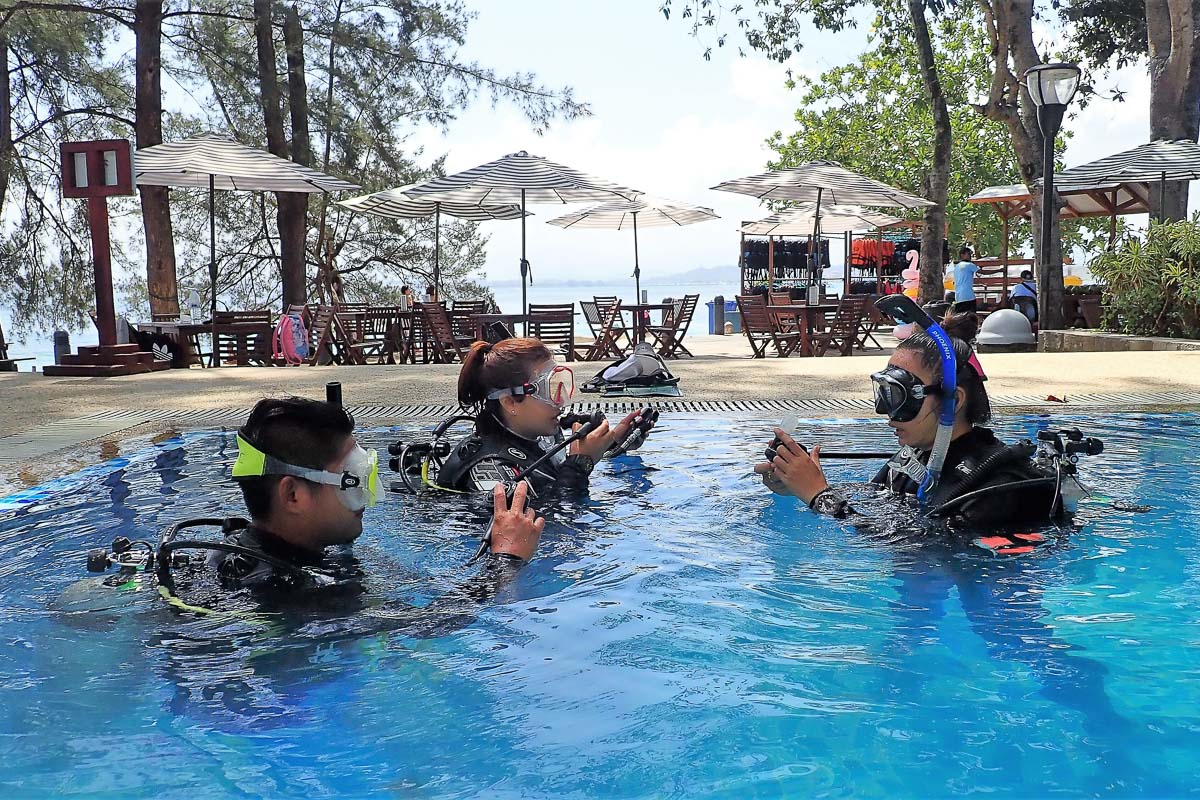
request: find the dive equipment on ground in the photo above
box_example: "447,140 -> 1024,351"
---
581,343 -> 680,395
874,294 -> 958,503
466,411 -> 606,565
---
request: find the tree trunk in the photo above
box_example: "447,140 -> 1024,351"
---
0,31 -> 11,218
975,0 -> 1066,328
279,4 -> 310,308
908,0 -> 952,307
254,0 -> 306,310
1145,0 -> 1200,221
133,0 -> 179,317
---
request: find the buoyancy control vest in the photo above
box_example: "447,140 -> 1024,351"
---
870,427 -> 1058,525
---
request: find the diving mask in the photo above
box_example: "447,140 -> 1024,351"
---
233,434 -> 379,512
487,364 -> 575,408
870,366 -> 942,422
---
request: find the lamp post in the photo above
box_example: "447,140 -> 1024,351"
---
1024,62 -> 1080,330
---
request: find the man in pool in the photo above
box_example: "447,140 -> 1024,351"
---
200,397 -> 544,625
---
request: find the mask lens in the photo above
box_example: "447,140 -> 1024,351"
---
546,366 -> 574,405
871,369 -> 926,423
336,446 -> 378,512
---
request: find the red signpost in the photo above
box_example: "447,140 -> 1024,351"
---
44,140 -> 171,376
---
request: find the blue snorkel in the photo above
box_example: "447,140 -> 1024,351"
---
874,295 -> 958,503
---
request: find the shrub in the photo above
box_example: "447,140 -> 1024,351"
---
1088,216 -> 1200,338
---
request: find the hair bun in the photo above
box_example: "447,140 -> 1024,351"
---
940,311 -> 979,343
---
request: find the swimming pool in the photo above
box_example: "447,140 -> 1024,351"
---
1,412 -> 1197,798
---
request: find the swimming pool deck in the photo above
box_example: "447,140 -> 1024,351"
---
2,334 -> 1198,493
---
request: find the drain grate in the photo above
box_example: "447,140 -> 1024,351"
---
2,391 -> 1197,467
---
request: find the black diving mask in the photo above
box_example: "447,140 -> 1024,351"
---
870,366 -> 942,422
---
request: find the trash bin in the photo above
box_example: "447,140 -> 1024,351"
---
708,299 -> 743,334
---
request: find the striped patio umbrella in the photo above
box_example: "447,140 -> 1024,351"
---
135,132 -> 360,314
404,151 -> 642,316
713,161 -> 931,277
739,202 -> 902,235
338,185 -> 527,298
546,196 -> 719,300
1043,139 -> 1200,219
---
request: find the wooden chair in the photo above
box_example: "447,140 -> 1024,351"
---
767,291 -> 799,333
417,301 -> 467,363
811,296 -> 869,357
644,293 -> 699,359
574,299 -> 626,361
735,294 -> 803,358
450,300 -> 487,342
856,301 -> 887,350
594,295 -> 632,344
341,307 -> 404,365
304,305 -> 339,365
527,303 -> 576,362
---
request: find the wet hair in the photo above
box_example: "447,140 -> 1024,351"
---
458,338 -> 554,431
896,312 -> 991,425
959,246 -> 973,260
236,397 -> 355,519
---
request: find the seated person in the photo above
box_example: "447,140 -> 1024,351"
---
754,312 -> 1060,529
1010,269 -> 1038,322
436,338 -> 655,494
191,396 -> 544,631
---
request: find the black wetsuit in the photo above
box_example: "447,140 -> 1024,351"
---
203,522 -> 526,637
810,427 -> 1058,527
437,419 -> 595,495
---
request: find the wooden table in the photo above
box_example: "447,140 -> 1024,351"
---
766,303 -> 839,357
622,302 -> 673,345
333,308 -> 414,364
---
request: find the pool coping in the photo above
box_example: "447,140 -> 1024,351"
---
2,390 -> 1198,468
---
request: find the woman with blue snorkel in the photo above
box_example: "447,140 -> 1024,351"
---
755,297 -> 1072,535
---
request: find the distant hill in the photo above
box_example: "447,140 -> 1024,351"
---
491,264 -> 738,288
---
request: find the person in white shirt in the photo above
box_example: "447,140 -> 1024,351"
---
1010,270 -> 1038,322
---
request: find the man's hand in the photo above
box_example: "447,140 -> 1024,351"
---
753,428 -> 830,504
489,482 -> 544,561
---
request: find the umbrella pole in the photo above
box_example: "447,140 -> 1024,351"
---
521,188 -> 528,334
1159,170 -> 1166,223
209,174 -> 217,318
434,203 -> 441,301
811,187 -> 824,295
633,211 -> 641,302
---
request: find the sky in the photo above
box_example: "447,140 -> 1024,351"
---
398,0 -> 1192,284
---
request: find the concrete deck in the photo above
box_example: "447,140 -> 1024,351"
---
2,333 -> 1198,493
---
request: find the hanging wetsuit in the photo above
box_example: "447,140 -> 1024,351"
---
809,427 -> 1057,527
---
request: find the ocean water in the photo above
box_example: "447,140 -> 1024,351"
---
0,411 -> 1196,798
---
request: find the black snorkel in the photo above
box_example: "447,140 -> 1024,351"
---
875,294 -> 958,504
466,410 -> 606,565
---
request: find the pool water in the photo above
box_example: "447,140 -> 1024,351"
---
1,412 -> 1197,798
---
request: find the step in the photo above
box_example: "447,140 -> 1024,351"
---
42,360 -> 171,378
76,343 -> 143,358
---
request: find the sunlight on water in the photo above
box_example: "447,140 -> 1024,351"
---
1,412 -> 1197,798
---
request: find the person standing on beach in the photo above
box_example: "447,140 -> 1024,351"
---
952,247 -> 979,314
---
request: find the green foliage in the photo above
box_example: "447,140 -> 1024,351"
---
1056,0 -> 1146,70
2,0 -> 588,333
1089,216 -> 1200,338
765,6 -> 1019,254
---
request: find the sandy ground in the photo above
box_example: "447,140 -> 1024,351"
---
2,333 -> 1198,491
